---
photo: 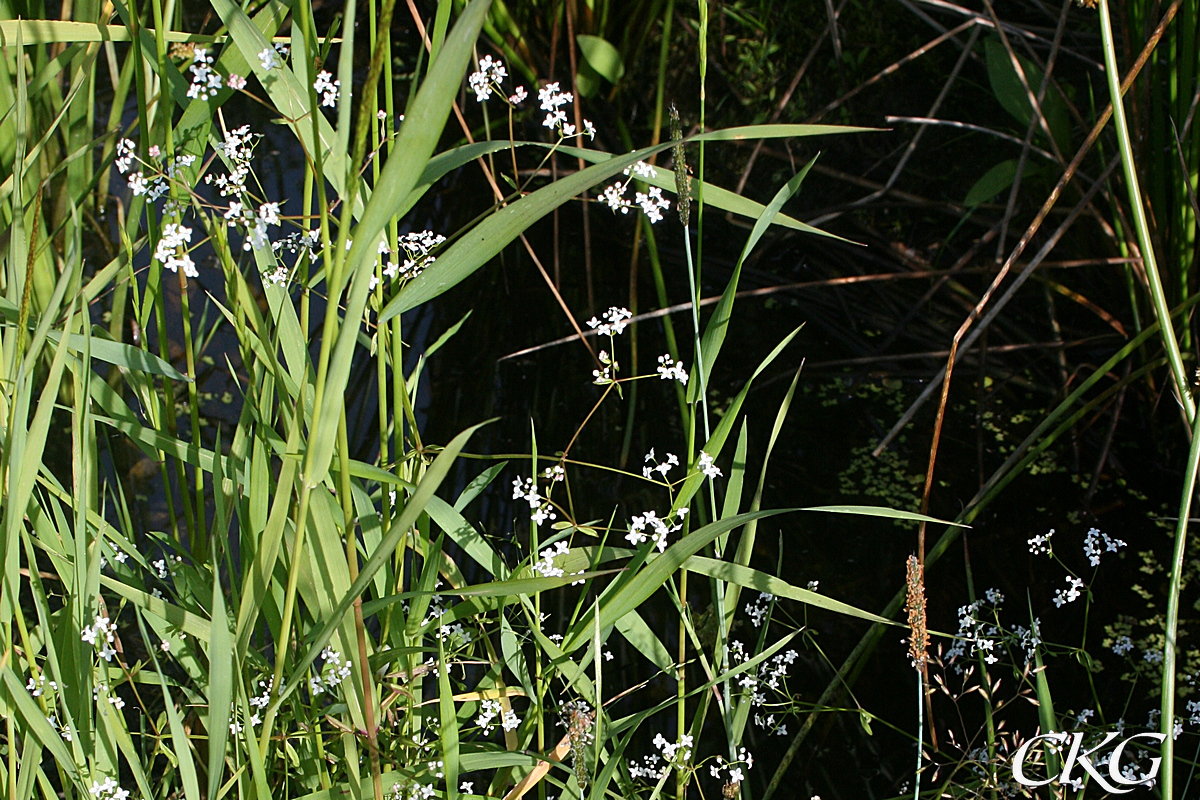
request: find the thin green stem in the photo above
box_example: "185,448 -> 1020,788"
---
1099,0 -> 1195,425
1162,404 -> 1200,800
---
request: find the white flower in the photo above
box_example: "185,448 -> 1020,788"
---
186,48 -> 223,101
586,306 -> 633,336
508,86 -> 528,105
1052,576 -> 1085,608
227,73 -> 247,90
698,451 -> 722,479
154,224 -> 198,277
602,181 -> 631,213
635,186 -> 671,224
314,70 -> 340,107
460,784 -> 473,794
114,138 -> 136,173
1111,635 -> 1134,656
583,119 -> 596,139
258,48 -> 279,71
657,353 -> 688,384
1027,528 -> 1053,554
468,55 -> 507,102
624,161 -> 657,179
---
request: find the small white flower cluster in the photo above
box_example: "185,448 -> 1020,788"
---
375,230 -> 447,289
746,592 -> 774,628
124,148 -> 191,202
314,70 -> 340,108
542,464 -> 566,482
258,42 -> 288,71
625,508 -> 688,552
151,554 -> 183,580
224,200 -> 281,252
469,55 -> 507,102
273,228 -> 322,258
537,82 -> 593,138
1188,699 -> 1200,726
1143,648 -> 1163,664
709,748 -> 753,787
657,353 -> 688,384
234,677 -> 274,729
587,306 -> 633,337
513,476 -> 556,526
698,451 -> 722,479
1052,576 -> 1085,608
602,163 -> 671,223
642,448 -> 679,480
309,647 -> 352,696
628,733 -> 695,779
945,593 -> 1004,671
186,48 -> 223,101
93,682 -> 126,710
227,73 -> 247,90
729,638 -> 795,723
1111,634 -> 1134,656
1027,528 -> 1054,555
421,593 -> 473,645
115,138 -> 136,173
1083,527 -> 1126,566
26,673 -> 59,697
533,540 -> 569,578
389,781 -> 435,800
89,778 -> 132,800
81,615 -> 118,662
475,699 -> 520,734
593,349 -> 618,385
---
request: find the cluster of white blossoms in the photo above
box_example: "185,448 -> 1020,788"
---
641,448 -> 679,480
745,591 -> 774,628
230,677 -> 274,731
536,81 -> 594,139
533,540 -> 569,578
257,42 -> 289,71
513,476 -> 556,526
625,508 -> 687,552
309,648 -> 352,696
657,353 -> 688,384
376,230 -> 447,288
89,778 -> 133,800
728,640 -> 799,736
186,48 -> 223,101
81,614 -> 118,662
708,748 -> 753,788
945,590 -> 1004,670
1027,528 -> 1054,555
1053,575 -> 1085,608
314,70 -> 340,108
698,450 -> 722,479
475,698 -> 521,734
602,161 -> 671,223
1083,527 -> 1126,566
468,55 -> 508,102
629,734 -> 695,780
93,682 -> 126,710
26,673 -> 59,698
151,554 -> 183,580
588,306 -> 633,337
593,349 -> 618,385
119,143 -> 192,203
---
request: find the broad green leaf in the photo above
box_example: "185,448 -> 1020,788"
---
964,159 -> 1039,207
985,37 -> 1071,154
576,34 -> 625,84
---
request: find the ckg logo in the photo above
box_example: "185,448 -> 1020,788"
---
1011,731 -> 1166,793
